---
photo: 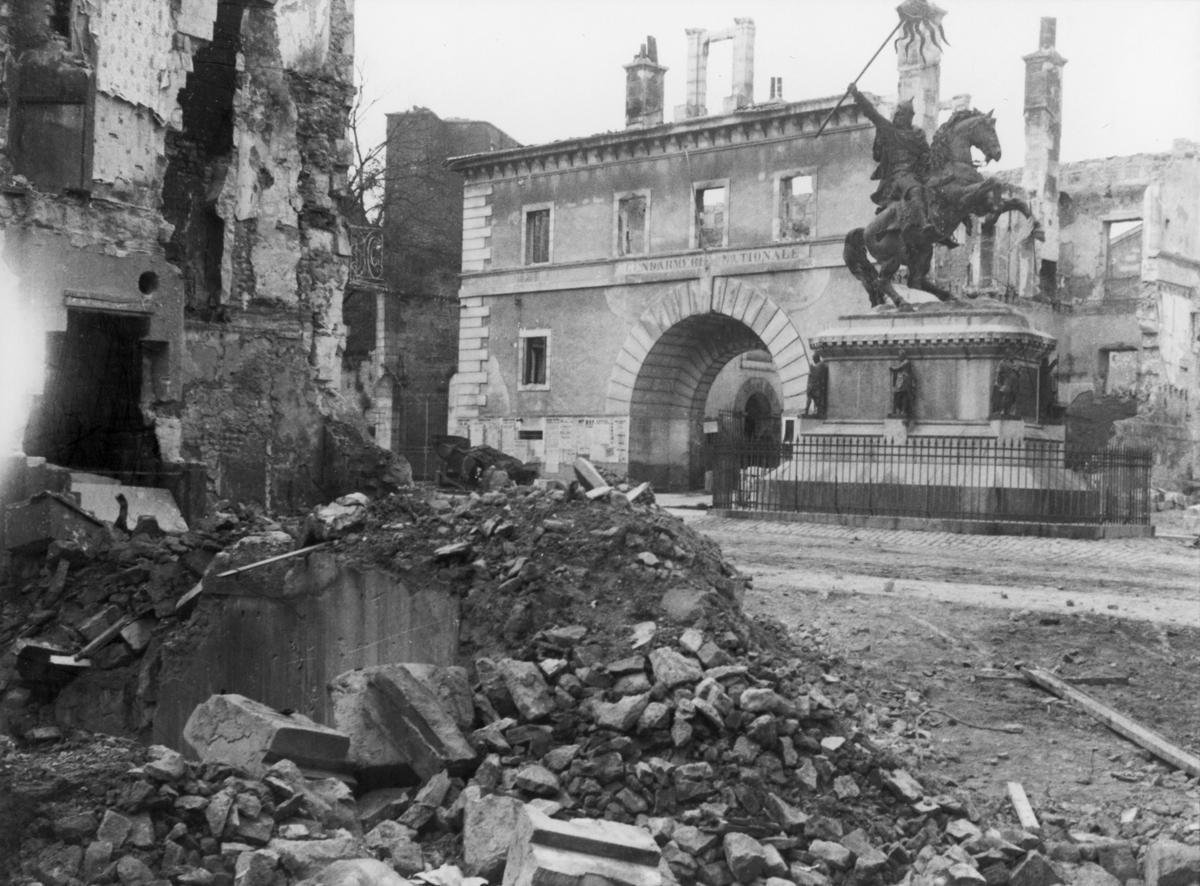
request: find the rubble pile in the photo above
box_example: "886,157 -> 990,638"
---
1,480 -> 1197,886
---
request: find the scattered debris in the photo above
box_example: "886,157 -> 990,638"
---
1021,667 -> 1200,777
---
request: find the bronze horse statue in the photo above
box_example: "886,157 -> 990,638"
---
844,108 -> 1045,307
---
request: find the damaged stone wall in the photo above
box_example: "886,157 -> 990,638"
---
938,142 -> 1199,485
169,0 -> 362,510
0,0 -> 219,488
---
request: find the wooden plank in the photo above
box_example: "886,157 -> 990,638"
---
75,614 -> 134,660
1006,781 -> 1040,833
216,543 -> 329,578
1021,667 -> 1200,777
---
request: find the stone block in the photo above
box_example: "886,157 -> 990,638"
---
809,840 -> 854,871
267,835 -> 369,879
366,668 -> 477,780
649,648 -> 703,689
1097,842 -> 1140,883
4,492 -> 106,556
330,667 -> 428,788
594,693 -> 651,732
499,659 -> 556,722
503,805 -> 662,886
364,820 -> 424,876
1144,841 -> 1200,886
356,788 -> 410,831
294,858 -> 412,885
1010,853 -> 1064,886
1075,863 -> 1123,886
184,694 -> 349,778
723,832 -> 768,883
463,787 -> 523,880
841,829 -> 887,876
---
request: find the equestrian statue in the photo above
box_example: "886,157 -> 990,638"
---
842,84 -> 1044,308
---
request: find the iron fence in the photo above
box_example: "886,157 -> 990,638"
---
712,436 -> 1151,525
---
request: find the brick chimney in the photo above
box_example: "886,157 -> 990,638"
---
896,2 -> 946,140
1021,17 -> 1066,298
625,36 -> 667,129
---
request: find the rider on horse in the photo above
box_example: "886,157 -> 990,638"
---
848,84 -> 937,243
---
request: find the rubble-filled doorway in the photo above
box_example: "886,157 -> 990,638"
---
24,310 -> 159,473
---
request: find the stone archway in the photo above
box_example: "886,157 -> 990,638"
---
606,277 -> 808,490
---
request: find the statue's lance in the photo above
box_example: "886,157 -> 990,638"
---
814,0 -> 948,138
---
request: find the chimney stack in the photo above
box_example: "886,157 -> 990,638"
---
1021,16 -> 1066,298
674,19 -> 755,120
624,36 -> 667,129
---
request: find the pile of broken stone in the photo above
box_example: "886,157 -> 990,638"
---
12,619 -> 1199,886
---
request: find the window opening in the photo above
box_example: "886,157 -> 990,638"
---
696,186 -> 726,248
525,209 -> 551,265
779,175 -> 813,240
979,222 -> 996,287
523,336 -> 547,386
1106,220 -> 1142,278
618,194 -> 647,256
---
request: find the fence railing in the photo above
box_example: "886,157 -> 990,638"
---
712,436 -> 1151,525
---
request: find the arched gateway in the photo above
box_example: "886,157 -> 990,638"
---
605,278 -> 808,490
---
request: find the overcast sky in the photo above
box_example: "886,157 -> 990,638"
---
354,0 -> 1199,170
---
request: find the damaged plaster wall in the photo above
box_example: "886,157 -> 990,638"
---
0,0 -> 220,476
172,0 -> 359,510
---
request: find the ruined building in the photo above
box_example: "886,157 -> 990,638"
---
446,15 -> 1198,491
342,108 -> 517,478
937,19 -> 1199,487
1,0 -> 370,520
444,21 -> 935,490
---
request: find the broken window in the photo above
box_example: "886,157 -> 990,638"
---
1106,220 -> 1143,278
696,185 -> 726,249
1101,348 -> 1138,396
617,193 -> 648,256
9,0 -> 93,191
779,175 -> 813,240
521,334 -> 548,387
525,208 -> 551,265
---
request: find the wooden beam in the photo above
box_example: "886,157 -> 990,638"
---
216,543 -> 329,578
1021,667 -> 1200,777
1006,781 -> 1040,833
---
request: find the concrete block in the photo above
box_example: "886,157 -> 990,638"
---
1010,853 -> 1064,886
183,694 -> 350,778
367,667 -> 477,780
503,805 -> 661,886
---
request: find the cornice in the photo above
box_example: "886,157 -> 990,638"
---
445,95 -> 872,182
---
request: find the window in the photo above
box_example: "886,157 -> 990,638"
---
523,205 -> 552,265
1106,220 -> 1142,279
615,191 -> 650,256
779,174 -> 813,240
519,329 -> 550,390
979,222 -> 996,287
694,183 -> 727,249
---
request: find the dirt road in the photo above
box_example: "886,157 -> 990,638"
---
676,510 -> 1200,830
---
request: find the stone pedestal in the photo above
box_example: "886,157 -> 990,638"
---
807,298 -> 1060,442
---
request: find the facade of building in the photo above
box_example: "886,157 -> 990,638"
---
343,108 -> 518,477
936,20 -> 1200,487
2,0 -> 367,516
445,22 -> 946,489
447,16 -> 1198,492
